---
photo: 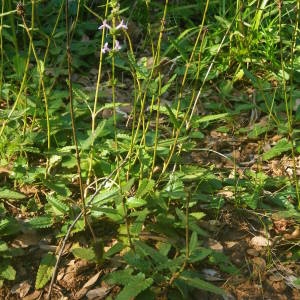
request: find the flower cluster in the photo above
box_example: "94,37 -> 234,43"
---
98,19 -> 128,54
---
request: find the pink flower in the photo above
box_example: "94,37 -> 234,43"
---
101,42 -> 110,53
114,40 -> 122,51
98,20 -> 111,30
116,19 -> 128,30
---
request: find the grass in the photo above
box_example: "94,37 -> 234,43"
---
0,0 -> 299,299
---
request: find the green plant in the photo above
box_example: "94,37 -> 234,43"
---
0,0 -> 299,298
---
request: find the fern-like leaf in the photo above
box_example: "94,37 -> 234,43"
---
35,253 -> 56,289
28,216 -> 53,229
47,195 -> 70,215
136,179 -> 155,199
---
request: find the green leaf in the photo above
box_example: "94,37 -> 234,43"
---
0,261 -> 16,281
134,240 -> 168,265
160,73 -> 177,95
0,241 -> 8,252
127,197 -> 147,209
104,242 -> 124,259
189,232 -> 198,255
189,212 -> 206,220
27,216 -> 53,229
35,253 -> 56,289
130,209 -> 149,236
164,175 -> 186,199
165,104 -> 180,129
94,208 -> 123,222
81,120 -> 110,150
262,138 -> 292,160
90,187 -> 120,207
196,113 -> 228,124
116,273 -> 153,300
178,271 -> 224,295
0,218 -> 21,236
0,188 -> 26,200
136,179 -> 155,199
189,248 -> 212,263
72,247 -> 96,262
43,180 -> 71,197
105,268 -> 134,285
47,195 -> 70,215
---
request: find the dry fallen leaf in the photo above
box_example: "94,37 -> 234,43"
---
86,287 -> 112,300
11,280 -> 31,298
207,238 -> 223,252
250,235 -> 271,248
74,271 -> 102,300
23,290 -> 42,300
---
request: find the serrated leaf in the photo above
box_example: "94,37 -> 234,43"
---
262,138 -> 292,160
35,253 -> 56,289
0,261 -> 16,280
94,208 -> 123,222
164,175 -> 186,199
43,180 -> 71,197
134,240 -> 168,265
0,218 -> 21,236
81,120 -> 110,150
130,209 -> 149,236
160,73 -> 177,95
27,216 -> 53,229
136,179 -> 155,199
188,247 -> 212,263
116,273 -> 153,300
105,268 -> 134,285
127,197 -> 147,209
179,271 -> 224,295
47,195 -> 70,215
72,247 -> 96,262
90,187 -> 120,207
0,188 -> 25,200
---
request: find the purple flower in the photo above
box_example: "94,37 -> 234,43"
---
116,19 -> 128,30
114,40 -> 122,51
98,20 -> 111,30
101,42 -> 110,53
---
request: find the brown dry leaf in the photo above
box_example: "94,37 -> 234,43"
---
86,287 -> 112,300
207,238 -> 223,252
284,226 -> 300,240
74,271 -> 103,300
273,219 -> 288,234
23,290 -> 42,300
0,166 -> 12,175
252,257 -> 266,279
218,189 -> 234,198
11,280 -> 31,298
19,185 -> 39,195
250,235 -> 271,248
